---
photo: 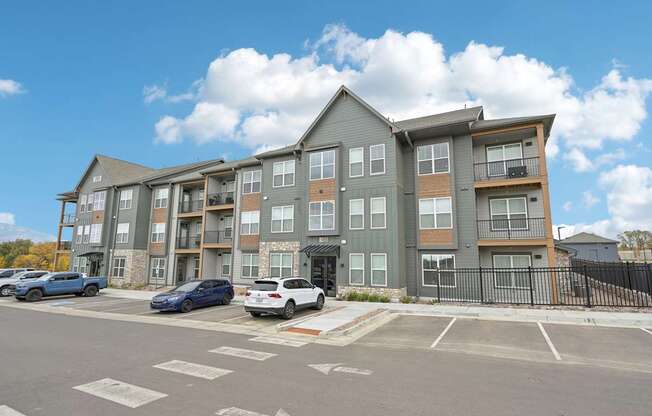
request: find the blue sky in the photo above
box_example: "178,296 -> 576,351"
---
1,0 -> 651,241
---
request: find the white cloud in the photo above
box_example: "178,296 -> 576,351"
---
564,147 -> 626,172
0,79 -> 25,97
143,84 -> 167,104
582,191 -> 600,208
562,201 -> 573,212
143,81 -> 199,104
0,212 -> 16,225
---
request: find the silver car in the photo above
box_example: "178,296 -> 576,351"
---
0,270 -> 49,296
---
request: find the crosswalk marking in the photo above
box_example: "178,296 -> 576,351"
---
249,336 -> 307,348
73,378 -> 167,408
209,346 -> 277,361
153,360 -> 233,380
0,405 -> 27,416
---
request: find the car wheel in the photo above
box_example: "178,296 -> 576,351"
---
25,289 -> 43,302
313,294 -> 325,310
250,311 -> 262,317
222,293 -> 232,305
83,285 -> 98,297
180,299 -> 193,313
282,301 -> 295,320
0,286 -> 12,297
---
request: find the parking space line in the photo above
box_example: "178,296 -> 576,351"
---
641,328 -> 652,336
70,298 -> 144,309
249,336 -> 307,347
0,405 -> 27,416
209,346 -> 277,361
218,314 -> 251,323
98,302 -> 151,313
537,322 -> 562,361
73,378 -> 167,408
178,304 -> 242,319
430,317 -> 456,349
153,360 -> 233,380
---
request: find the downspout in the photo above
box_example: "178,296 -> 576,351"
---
108,185 -> 120,283
405,130 -> 420,300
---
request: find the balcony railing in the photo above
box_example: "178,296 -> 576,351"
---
206,192 -> 235,207
57,241 -> 72,251
178,199 -> 204,214
477,217 -> 546,240
474,157 -> 540,182
62,214 -> 76,225
203,230 -> 233,244
176,235 -> 202,249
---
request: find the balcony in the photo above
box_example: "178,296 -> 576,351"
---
203,230 -> 233,247
474,157 -> 540,184
477,217 -> 547,243
176,235 -> 202,250
178,199 -> 204,215
57,241 -> 72,251
206,192 -> 235,209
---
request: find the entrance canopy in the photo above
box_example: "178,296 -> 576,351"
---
78,252 -> 103,261
299,244 -> 340,257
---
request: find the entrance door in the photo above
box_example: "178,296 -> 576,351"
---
176,258 -> 187,283
89,257 -> 103,277
311,256 -> 337,297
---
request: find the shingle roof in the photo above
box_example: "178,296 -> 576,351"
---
395,106 -> 484,131
199,157 -> 260,175
95,155 -> 158,185
560,232 -> 619,244
471,114 -> 555,138
254,144 -> 297,160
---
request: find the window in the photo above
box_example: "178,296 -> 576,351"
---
72,257 -> 79,272
370,197 -> 386,229
112,257 -> 126,277
83,225 -> 91,244
270,253 -> 293,277
369,144 -> 385,175
119,189 -> 133,210
240,211 -> 260,235
79,194 -> 87,214
77,257 -> 88,274
242,253 -> 259,278
92,175 -> 102,183
422,254 -> 456,287
92,191 -> 106,211
486,143 -> 523,177
116,223 -> 130,244
151,258 -> 166,279
194,222 -> 203,237
224,216 -> 233,239
490,197 -> 528,230
419,197 -> 452,229
417,142 -> 449,175
193,256 -> 200,279
86,193 -> 94,212
271,206 -> 294,233
151,223 -> 166,243
349,147 -> 364,177
89,224 -> 103,244
76,225 -> 83,244
154,188 -> 168,209
273,160 -> 295,187
349,199 -> 364,230
222,253 -> 231,276
349,253 -> 364,286
309,150 -> 335,180
309,201 -> 335,231
493,254 -> 531,289
371,253 -> 387,286
243,170 -> 262,194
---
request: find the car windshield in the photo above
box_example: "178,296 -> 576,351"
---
252,281 -> 278,291
11,271 -> 28,279
170,281 -> 201,293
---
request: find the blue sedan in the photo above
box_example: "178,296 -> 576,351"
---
150,279 -> 234,313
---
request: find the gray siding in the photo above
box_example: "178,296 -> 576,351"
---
565,243 -> 620,262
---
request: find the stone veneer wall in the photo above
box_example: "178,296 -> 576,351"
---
337,285 -> 407,301
555,248 -> 572,267
258,241 -> 301,278
109,249 -> 148,287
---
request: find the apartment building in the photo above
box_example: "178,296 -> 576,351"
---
55,86 -> 556,300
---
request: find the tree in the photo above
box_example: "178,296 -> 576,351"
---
13,254 -> 41,268
0,239 -> 32,267
55,255 -> 70,272
618,230 -> 652,261
29,242 -> 56,270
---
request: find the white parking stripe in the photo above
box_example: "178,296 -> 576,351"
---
72,299 -> 144,310
537,322 -> 562,361
249,336 -> 307,347
216,407 -> 265,416
641,328 -> 652,336
209,346 -> 277,361
0,405 -> 27,416
430,317 -> 456,349
179,304 -> 241,318
73,378 -> 167,408
153,360 -> 233,380
218,314 -> 251,323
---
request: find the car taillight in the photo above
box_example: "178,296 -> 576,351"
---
268,293 -> 282,298
245,291 -> 251,297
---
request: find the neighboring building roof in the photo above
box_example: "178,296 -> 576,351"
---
395,106 -> 484,131
554,240 -> 578,255
471,114 -> 556,139
560,232 -> 619,244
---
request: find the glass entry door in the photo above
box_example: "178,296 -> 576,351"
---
311,256 -> 337,297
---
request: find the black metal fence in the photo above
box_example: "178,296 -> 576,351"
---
206,192 -> 235,207
473,157 -> 540,181
477,218 -> 546,239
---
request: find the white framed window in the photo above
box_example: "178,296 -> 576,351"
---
370,197 -> 386,229
369,144 -> 386,175
78,257 -> 88,274
154,188 -> 168,209
489,197 -> 528,230
224,216 -> 233,239
76,225 -> 83,244
112,257 -> 126,277
242,253 -> 259,278
349,253 -> 364,286
493,254 -> 532,289
271,206 -> 294,233
151,258 -> 166,279
309,201 -> 335,231
92,191 -> 106,211
349,199 -> 364,230
417,142 -> 450,175
86,193 -> 94,212
151,223 -> 166,243
221,253 -> 231,276
240,211 -> 260,235
89,224 -> 103,244
193,256 -> 200,279
370,253 -> 387,287
92,175 -> 102,183
72,257 -> 80,272
270,253 -> 293,277
419,197 -> 453,229
119,189 -> 133,210
194,222 -> 203,237
422,254 -> 456,287
242,170 -> 262,194
273,160 -> 295,187
79,194 -> 87,214
349,147 -> 364,177
82,225 -> 91,244
309,150 -> 335,180
116,223 -> 130,244
486,143 -> 523,177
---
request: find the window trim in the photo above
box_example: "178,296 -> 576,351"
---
370,197 -> 387,230
269,252 -> 293,278
308,200 -> 336,231
421,254 -> 456,288
272,160 -> 295,188
92,190 -> 106,211
417,142 -> 450,176
79,194 -> 87,214
151,223 -> 166,243
116,223 -> 130,244
309,150 -> 336,181
240,211 -> 260,235
349,147 -> 364,178
349,253 -> 365,286
492,254 -> 532,289
112,257 -> 126,278
370,253 -> 388,287
369,144 -> 386,176
241,253 -> 259,278
242,170 -> 262,194
485,142 -> 524,177
221,253 -> 232,276
271,205 -> 294,233
349,198 -> 364,230
418,197 -> 453,230
489,197 -> 529,231
154,188 -> 169,209
151,258 -> 166,279
119,188 -> 133,210
89,223 -> 103,244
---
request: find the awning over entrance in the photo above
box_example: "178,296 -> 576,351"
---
299,244 -> 340,257
78,252 -> 103,261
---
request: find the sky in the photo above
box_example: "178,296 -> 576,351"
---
1,0 -> 651,241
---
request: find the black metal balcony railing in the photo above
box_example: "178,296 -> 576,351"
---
477,217 -> 546,240
57,241 -> 72,251
206,192 -> 235,207
176,235 -> 202,249
178,199 -> 204,213
203,230 -> 233,244
62,214 -> 76,224
474,157 -> 540,181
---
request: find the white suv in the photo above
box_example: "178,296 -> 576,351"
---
244,278 -> 325,319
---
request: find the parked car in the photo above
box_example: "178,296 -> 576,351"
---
14,272 -> 107,302
150,279 -> 234,313
0,268 -> 35,279
0,270 -> 49,296
244,277 -> 325,319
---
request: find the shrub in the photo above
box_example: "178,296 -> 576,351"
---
400,295 -> 414,304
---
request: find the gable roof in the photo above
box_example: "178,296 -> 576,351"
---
126,158 -> 224,185
395,106 -> 484,131
560,232 -> 619,244
74,155 -> 157,191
